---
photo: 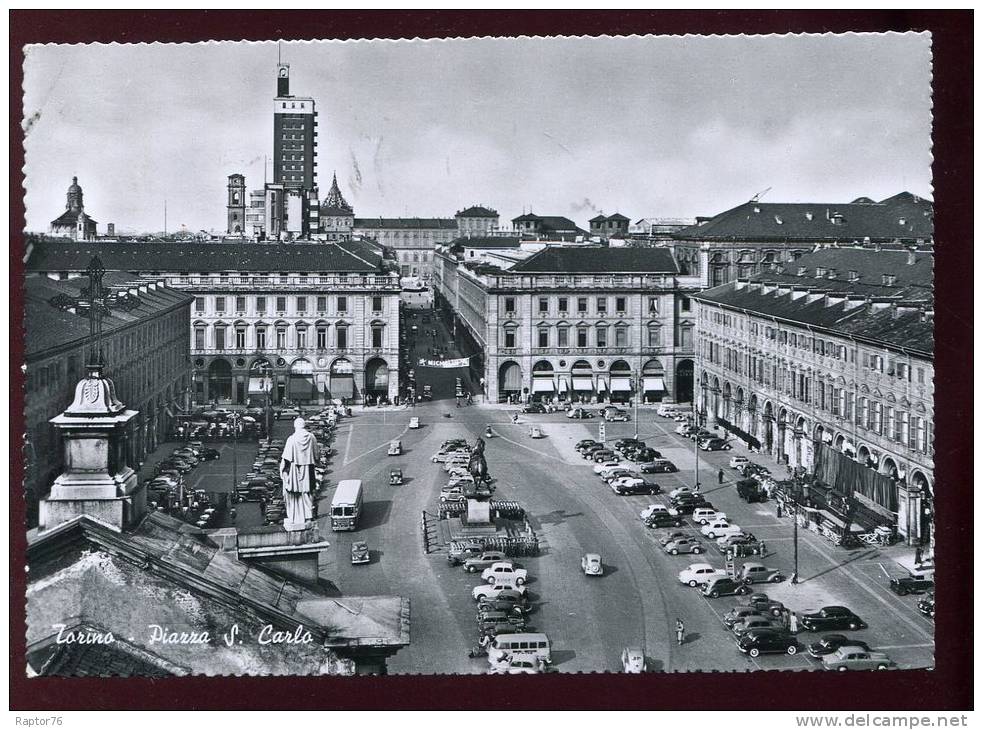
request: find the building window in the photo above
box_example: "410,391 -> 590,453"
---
336,326 -> 348,349
295,327 -> 307,350
616,297 -> 627,313
648,297 -> 658,313
372,326 -> 384,349
276,296 -> 287,312
194,297 -> 205,313
680,326 -> 693,349
615,327 -> 628,348
372,296 -> 383,312
235,296 -> 246,312
295,296 -> 306,313
215,297 -> 226,313
596,297 -> 607,314
595,326 -> 607,348
504,329 -> 516,349
576,297 -> 587,313
577,327 -> 588,348
648,325 -> 660,347
256,327 -> 267,350
215,326 -> 227,351
680,295 -> 691,312
504,297 -> 516,314
558,297 -> 568,313
256,296 -> 267,313
194,327 -> 205,350
538,297 -> 549,314
316,327 -> 328,350
337,296 -> 348,313
557,326 -> 569,348
538,328 -> 549,348
235,328 -> 246,349
276,327 -> 287,350
317,296 -> 327,312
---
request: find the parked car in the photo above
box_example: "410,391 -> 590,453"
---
701,520 -> 743,540
732,615 -> 785,637
408,417 -> 421,429
889,575 -> 935,596
591,449 -> 617,463
522,403 -> 547,414
478,589 -> 531,615
663,537 -> 704,556
630,449 -> 662,463
567,408 -> 594,419
639,504 -> 679,521
576,439 -> 600,450
610,477 -> 660,496
199,447 -> 221,461
703,576 -> 752,598
658,530 -> 688,547
482,562 -> 528,586
580,444 -> 607,458
692,508 -> 727,525
581,553 -> 603,576
822,647 -> 892,671
799,607 -> 868,632
675,424 -> 697,436
729,455 -> 750,469
595,461 -> 631,475
350,541 -> 370,565
723,606 -> 764,629
447,540 -> 485,565
737,628 -> 799,657
621,647 -> 645,673
672,497 -> 713,515
917,593 -> 935,619
473,581 -> 527,601
657,404 -> 683,417
700,437 -> 732,452
388,440 -> 402,456
275,407 -> 302,421
477,610 -> 527,632
689,429 -> 714,442
746,593 -> 786,617
488,656 -> 544,675
717,533 -> 760,554
678,562 -> 726,588
615,438 -> 645,451
645,512 -> 684,529
439,486 -> 467,503
807,635 -> 873,659
639,459 -> 678,474
739,562 -> 785,585
464,551 -> 509,573
446,474 -> 476,489
529,425 -> 545,439
604,409 -> 630,422
669,486 -> 698,500
736,479 -> 767,503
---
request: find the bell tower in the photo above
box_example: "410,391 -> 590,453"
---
277,63 -> 290,97
227,173 -> 246,234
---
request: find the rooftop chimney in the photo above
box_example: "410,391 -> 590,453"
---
907,248 -> 917,265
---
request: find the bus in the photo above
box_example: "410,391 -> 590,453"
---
330,479 -> 363,531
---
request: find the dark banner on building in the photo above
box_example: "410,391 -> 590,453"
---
813,443 -> 897,512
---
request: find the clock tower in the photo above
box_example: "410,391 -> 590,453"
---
227,173 -> 246,234
277,63 -> 290,97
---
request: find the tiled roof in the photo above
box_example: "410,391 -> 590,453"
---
455,206 -> 499,218
25,240 -> 385,274
320,206 -> 354,216
50,210 -> 97,227
25,272 -> 193,358
510,245 -> 679,274
353,217 -> 457,230
605,213 -> 630,222
756,247 -> 933,299
673,192 -> 933,243
589,214 -> 607,223
451,236 -> 522,249
693,281 -> 933,353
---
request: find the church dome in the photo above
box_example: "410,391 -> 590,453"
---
68,176 -> 82,194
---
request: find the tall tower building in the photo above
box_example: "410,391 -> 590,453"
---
273,63 -> 318,192
227,173 -> 246,234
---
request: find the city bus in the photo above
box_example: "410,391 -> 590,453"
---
330,479 -> 363,531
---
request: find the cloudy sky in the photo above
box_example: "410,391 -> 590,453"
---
22,33 -> 932,234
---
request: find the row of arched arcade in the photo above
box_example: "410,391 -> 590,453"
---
193,355 -> 397,405
494,358 -> 694,405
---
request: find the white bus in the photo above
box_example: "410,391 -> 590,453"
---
330,479 -> 363,531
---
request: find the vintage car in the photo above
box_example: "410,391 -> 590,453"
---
409,417 -> 421,429
581,553 -> 603,576
799,606 -> 868,632
736,628 -> 799,658
738,562 -> 786,585
822,647 -> 893,671
529,425 -> 545,439
389,468 -> 403,486
464,551 -> 510,573
663,537 -> 705,556
482,562 -> 529,586
350,541 -> 370,565
388,440 -> 402,456
678,562 -> 726,588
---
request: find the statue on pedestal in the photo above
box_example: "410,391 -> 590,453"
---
469,437 -> 489,487
280,417 -> 321,531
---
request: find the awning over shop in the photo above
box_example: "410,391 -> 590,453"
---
532,379 -> 555,393
572,377 -> 594,391
288,376 -> 315,400
558,378 -> 568,393
501,364 -> 522,391
610,377 -> 632,392
596,379 -> 607,393
329,375 -> 355,399
643,377 -> 666,392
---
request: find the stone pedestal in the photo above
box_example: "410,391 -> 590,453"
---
38,364 -> 146,532
236,524 -> 330,585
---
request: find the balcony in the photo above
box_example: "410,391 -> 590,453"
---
169,275 -> 401,291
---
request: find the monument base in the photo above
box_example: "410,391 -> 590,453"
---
236,524 -> 329,585
39,480 -> 146,532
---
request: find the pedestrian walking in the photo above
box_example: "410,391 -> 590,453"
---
789,612 -> 799,634
675,618 -> 685,646
915,546 -> 923,565
718,468 -> 725,484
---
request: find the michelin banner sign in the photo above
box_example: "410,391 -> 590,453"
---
417,356 -> 472,369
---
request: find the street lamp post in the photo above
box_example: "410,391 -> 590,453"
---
693,401 -> 701,490
230,412 -> 241,498
632,378 -> 639,440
